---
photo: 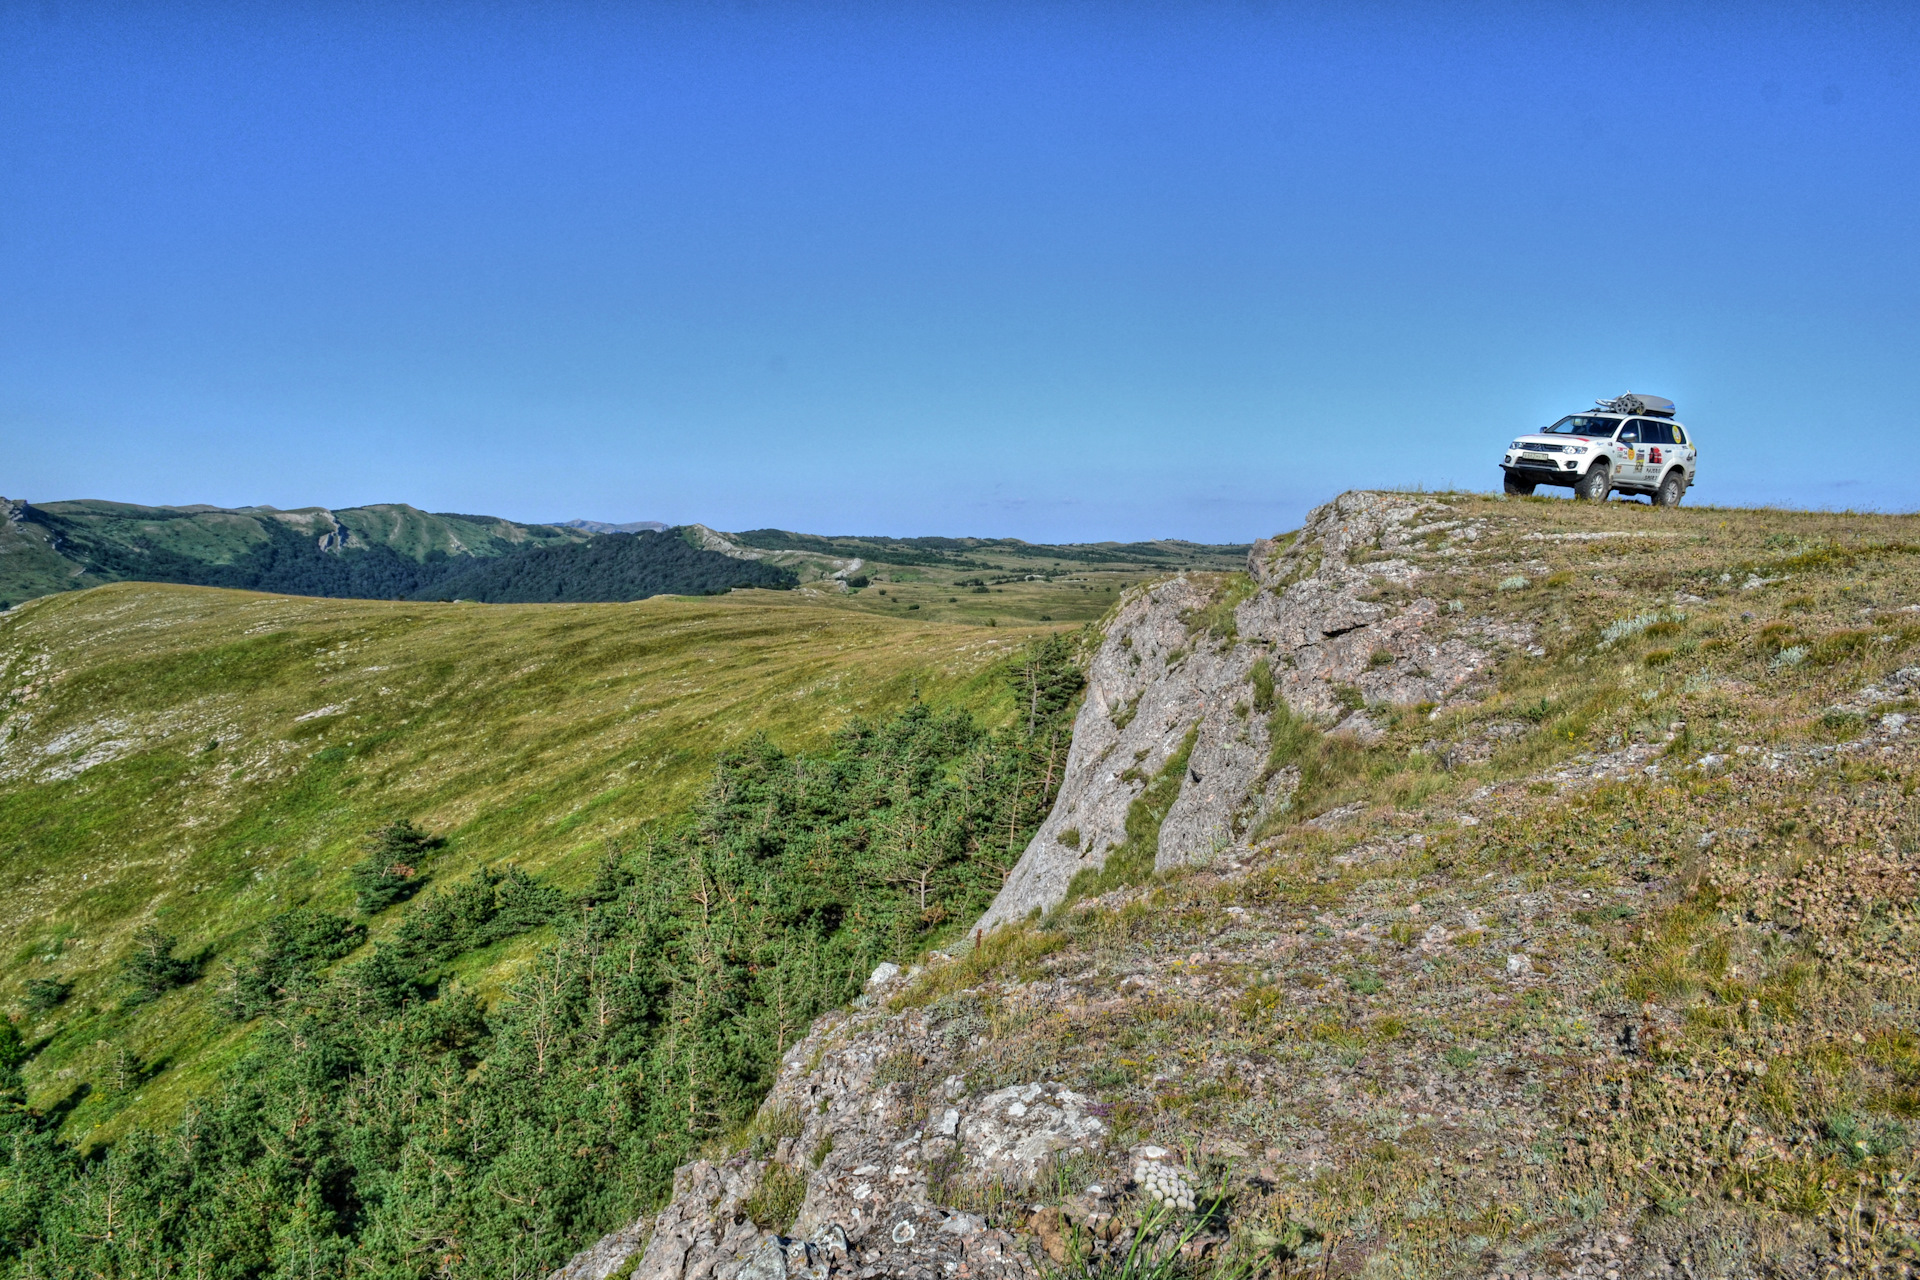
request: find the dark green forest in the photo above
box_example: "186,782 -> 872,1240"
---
415,530 -> 797,602
0,638 -> 1081,1279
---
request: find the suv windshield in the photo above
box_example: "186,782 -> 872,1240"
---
1543,415 -> 1620,438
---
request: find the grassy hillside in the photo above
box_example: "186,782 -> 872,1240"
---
0,501 -> 78,606
0,582 -> 1052,1145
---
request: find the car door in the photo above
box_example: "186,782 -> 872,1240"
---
1642,420 -> 1675,487
1669,422 -> 1694,483
1612,419 -> 1645,485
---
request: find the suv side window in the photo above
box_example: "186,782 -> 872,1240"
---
1615,421 -> 1641,445
1642,421 -> 1674,445
1671,425 -> 1687,445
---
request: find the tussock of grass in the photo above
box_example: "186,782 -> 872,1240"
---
1179,573 -> 1256,643
894,925 -> 1067,1009
1061,725 -> 1200,904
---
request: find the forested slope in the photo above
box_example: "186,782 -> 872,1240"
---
0,635 -> 1082,1278
415,528 -> 798,602
0,584 -> 1062,1157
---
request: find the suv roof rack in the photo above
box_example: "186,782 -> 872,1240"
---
1595,392 -> 1676,418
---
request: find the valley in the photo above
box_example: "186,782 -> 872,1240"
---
0,498 -> 1248,625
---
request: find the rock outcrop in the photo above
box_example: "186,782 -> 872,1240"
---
548,966 -> 1112,1280
975,491 -> 1523,930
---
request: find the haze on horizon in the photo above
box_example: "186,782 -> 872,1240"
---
4,1 -> 1917,542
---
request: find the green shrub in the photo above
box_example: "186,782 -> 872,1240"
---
1517,696 -> 1555,723
348,818 -> 443,914
225,908 -> 367,1019
121,925 -> 199,1005
25,977 -> 70,1012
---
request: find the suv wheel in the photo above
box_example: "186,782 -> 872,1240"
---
1574,461 -> 1611,502
1503,475 -> 1536,496
1654,470 -> 1686,507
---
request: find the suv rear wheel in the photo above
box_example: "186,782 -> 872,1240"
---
1654,470 -> 1686,507
1574,461 -> 1611,502
1503,475 -> 1536,496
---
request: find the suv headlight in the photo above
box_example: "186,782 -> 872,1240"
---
1509,441 -> 1527,451
1569,445 -> 1588,454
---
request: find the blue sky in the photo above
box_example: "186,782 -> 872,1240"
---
4,2 -> 1916,542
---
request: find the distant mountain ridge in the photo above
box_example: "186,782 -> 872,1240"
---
0,500 -> 788,608
0,497 -> 1254,614
555,518 -> 669,534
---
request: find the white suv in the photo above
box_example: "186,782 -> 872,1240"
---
1501,394 -> 1698,506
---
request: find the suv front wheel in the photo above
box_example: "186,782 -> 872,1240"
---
1654,470 -> 1687,507
1574,461 -> 1611,502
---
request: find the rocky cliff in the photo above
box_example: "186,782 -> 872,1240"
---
977,491 -> 1530,930
552,490 -> 1920,1280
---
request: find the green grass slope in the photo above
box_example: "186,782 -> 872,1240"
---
0,582 -> 1048,1143
332,504 -> 576,560
0,502 -> 79,608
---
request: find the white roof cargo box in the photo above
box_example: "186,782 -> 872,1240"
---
1596,392 -> 1676,417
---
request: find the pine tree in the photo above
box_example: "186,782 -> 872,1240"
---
122,923 -> 198,1004
348,818 -> 441,914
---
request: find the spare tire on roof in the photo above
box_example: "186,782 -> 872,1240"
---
1597,392 -> 1676,417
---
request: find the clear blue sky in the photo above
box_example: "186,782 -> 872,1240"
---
4,2 -> 1916,542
